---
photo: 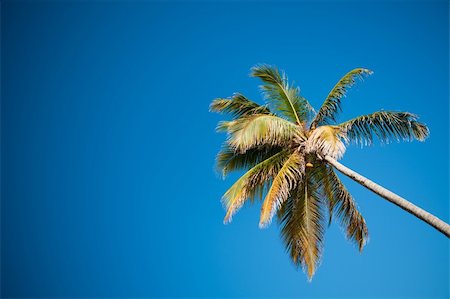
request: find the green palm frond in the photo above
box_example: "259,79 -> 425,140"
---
222,150 -> 292,223
279,170 -> 325,280
218,114 -> 303,153
251,64 -> 312,125
259,151 -> 305,228
210,93 -> 271,118
337,111 -> 429,146
311,68 -> 373,128
321,165 -> 368,251
216,144 -> 283,178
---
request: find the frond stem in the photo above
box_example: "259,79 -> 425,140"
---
275,81 -> 302,125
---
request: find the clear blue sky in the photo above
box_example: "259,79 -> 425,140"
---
2,1 -> 448,298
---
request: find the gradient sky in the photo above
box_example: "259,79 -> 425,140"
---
2,1 -> 449,298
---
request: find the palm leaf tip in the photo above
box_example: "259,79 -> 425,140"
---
278,168 -> 325,281
210,94 -> 271,118
223,209 -> 233,224
311,68 -> 373,128
410,118 -> 429,141
250,64 -> 311,125
250,64 -> 284,86
323,166 -> 369,250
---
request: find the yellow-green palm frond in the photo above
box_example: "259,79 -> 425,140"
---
278,170 -> 325,280
311,68 -> 373,128
321,165 -> 368,251
251,64 -> 313,125
216,144 -> 283,177
218,114 -> 303,153
259,151 -> 305,228
222,150 -> 292,223
337,111 -> 429,146
210,93 -> 271,118
305,125 -> 346,159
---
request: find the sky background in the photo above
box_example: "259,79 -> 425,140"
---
1,1 -> 449,298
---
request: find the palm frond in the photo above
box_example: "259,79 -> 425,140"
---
315,164 -> 335,226
218,114 -> 304,153
305,125 -> 346,159
210,93 -> 271,118
259,151 -> 305,227
279,170 -> 325,280
222,150 -> 292,223
311,68 -> 373,128
251,64 -> 312,125
322,165 -> 368,251
337,111 -> 429,146
216,144 -> 283,177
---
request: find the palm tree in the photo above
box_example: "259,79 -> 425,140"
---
210,65 -> 450,280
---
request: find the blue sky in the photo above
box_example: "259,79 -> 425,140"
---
2,1 -> 448,298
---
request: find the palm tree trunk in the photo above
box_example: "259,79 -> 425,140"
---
324,155 -> 450,238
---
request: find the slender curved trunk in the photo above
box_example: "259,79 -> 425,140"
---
324,156 -> 450,238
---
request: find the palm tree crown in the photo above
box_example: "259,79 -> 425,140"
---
210,65 -> 429,280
